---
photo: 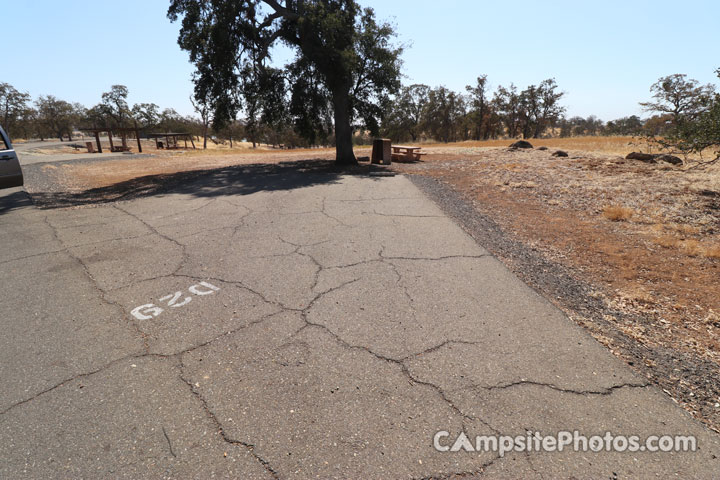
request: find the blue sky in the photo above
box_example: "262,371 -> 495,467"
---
4,0 -> 719,121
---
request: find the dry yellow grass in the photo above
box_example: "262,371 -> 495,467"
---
654,235 -> 679,249
653,235 -> 720,259
681,239 -> 704,257
417,136 -> 717,161
420,136 -> 643,156
672,224 -> 702,235
602,205 -> 635,221
651,222 -> 703,235
705,244 -> 720,259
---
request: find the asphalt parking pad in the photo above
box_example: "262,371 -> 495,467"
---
0,357 -> 273,479
181,311 -> 497,478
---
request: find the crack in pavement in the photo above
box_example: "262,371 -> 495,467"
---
381,253 -> 492,261
0,231 -> 163,266
58,232 -> 156,249
149,198 -> 219,221
321,196 -> 352,227
316,253 -> 384,271
0,230 -> 161,268
273,243 -> 504,437
379,253 -> 421,322
412,455 -> 502,480
370,209 -> 446,218
42,215 -> 151,352
162,426 -> 177,458
0,353 -> 148,416
0,308 -> 289,474
399,339 -> 488,361
112,204 -> 190,277
174,225 -> 236,240
175,356 -> 281,479
0,305 -> 285,415
331,196 -> 425,203
0,248 -> 68,266
523,451 -> 546,480
292,320 -> 499,435
460,379 -> 652,397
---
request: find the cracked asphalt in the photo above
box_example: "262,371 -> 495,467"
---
1,169 -> 719,479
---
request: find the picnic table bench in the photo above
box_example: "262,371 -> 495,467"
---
391,145 -> 426,162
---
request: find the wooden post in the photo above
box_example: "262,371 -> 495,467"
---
94,131 -> 103,153
189,136 -> 196,149
107,130 -> 115,151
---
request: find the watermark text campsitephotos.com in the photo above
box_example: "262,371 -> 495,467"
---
433,431 -> 697,457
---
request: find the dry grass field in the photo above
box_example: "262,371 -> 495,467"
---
422,136 -> 645,155
421,135 -> 719,160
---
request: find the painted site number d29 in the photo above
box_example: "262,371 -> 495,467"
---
131,281 -> 220,320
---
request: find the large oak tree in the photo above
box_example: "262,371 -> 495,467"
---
168,0 -> 403,165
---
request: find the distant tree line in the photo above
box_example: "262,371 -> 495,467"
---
2,69 -> 717,158
380,74 -> 717,143
0,82 -> 343,149
0,83 -> 241,146
381,77 -> 566,143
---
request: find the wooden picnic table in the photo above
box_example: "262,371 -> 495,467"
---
391,145 -> 425,162
392,145 -> 420,153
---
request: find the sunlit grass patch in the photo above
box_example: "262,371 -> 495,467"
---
602,205 -> 635,221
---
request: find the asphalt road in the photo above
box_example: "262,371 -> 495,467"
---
1,170 -> 719,478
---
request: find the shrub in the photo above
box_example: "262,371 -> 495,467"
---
602,205 -> 635,221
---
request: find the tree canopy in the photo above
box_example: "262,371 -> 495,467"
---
381,77 -> 566,143
642,70 -> 720,166
0,83 -> 31,138
168,0 -> 403,164
640,74 -> 715,122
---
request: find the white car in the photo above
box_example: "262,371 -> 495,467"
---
0,125 -> 23,189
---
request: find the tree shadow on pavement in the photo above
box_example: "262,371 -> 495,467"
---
0,189 -> 35,215
28,159 -> 386,209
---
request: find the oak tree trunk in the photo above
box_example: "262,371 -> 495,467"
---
332,90 -> 357,165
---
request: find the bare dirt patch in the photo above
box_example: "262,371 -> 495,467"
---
57,147 -> 370,191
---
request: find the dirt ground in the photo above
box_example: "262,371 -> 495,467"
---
51,145 -> 354,191
38,136 -> 720,431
